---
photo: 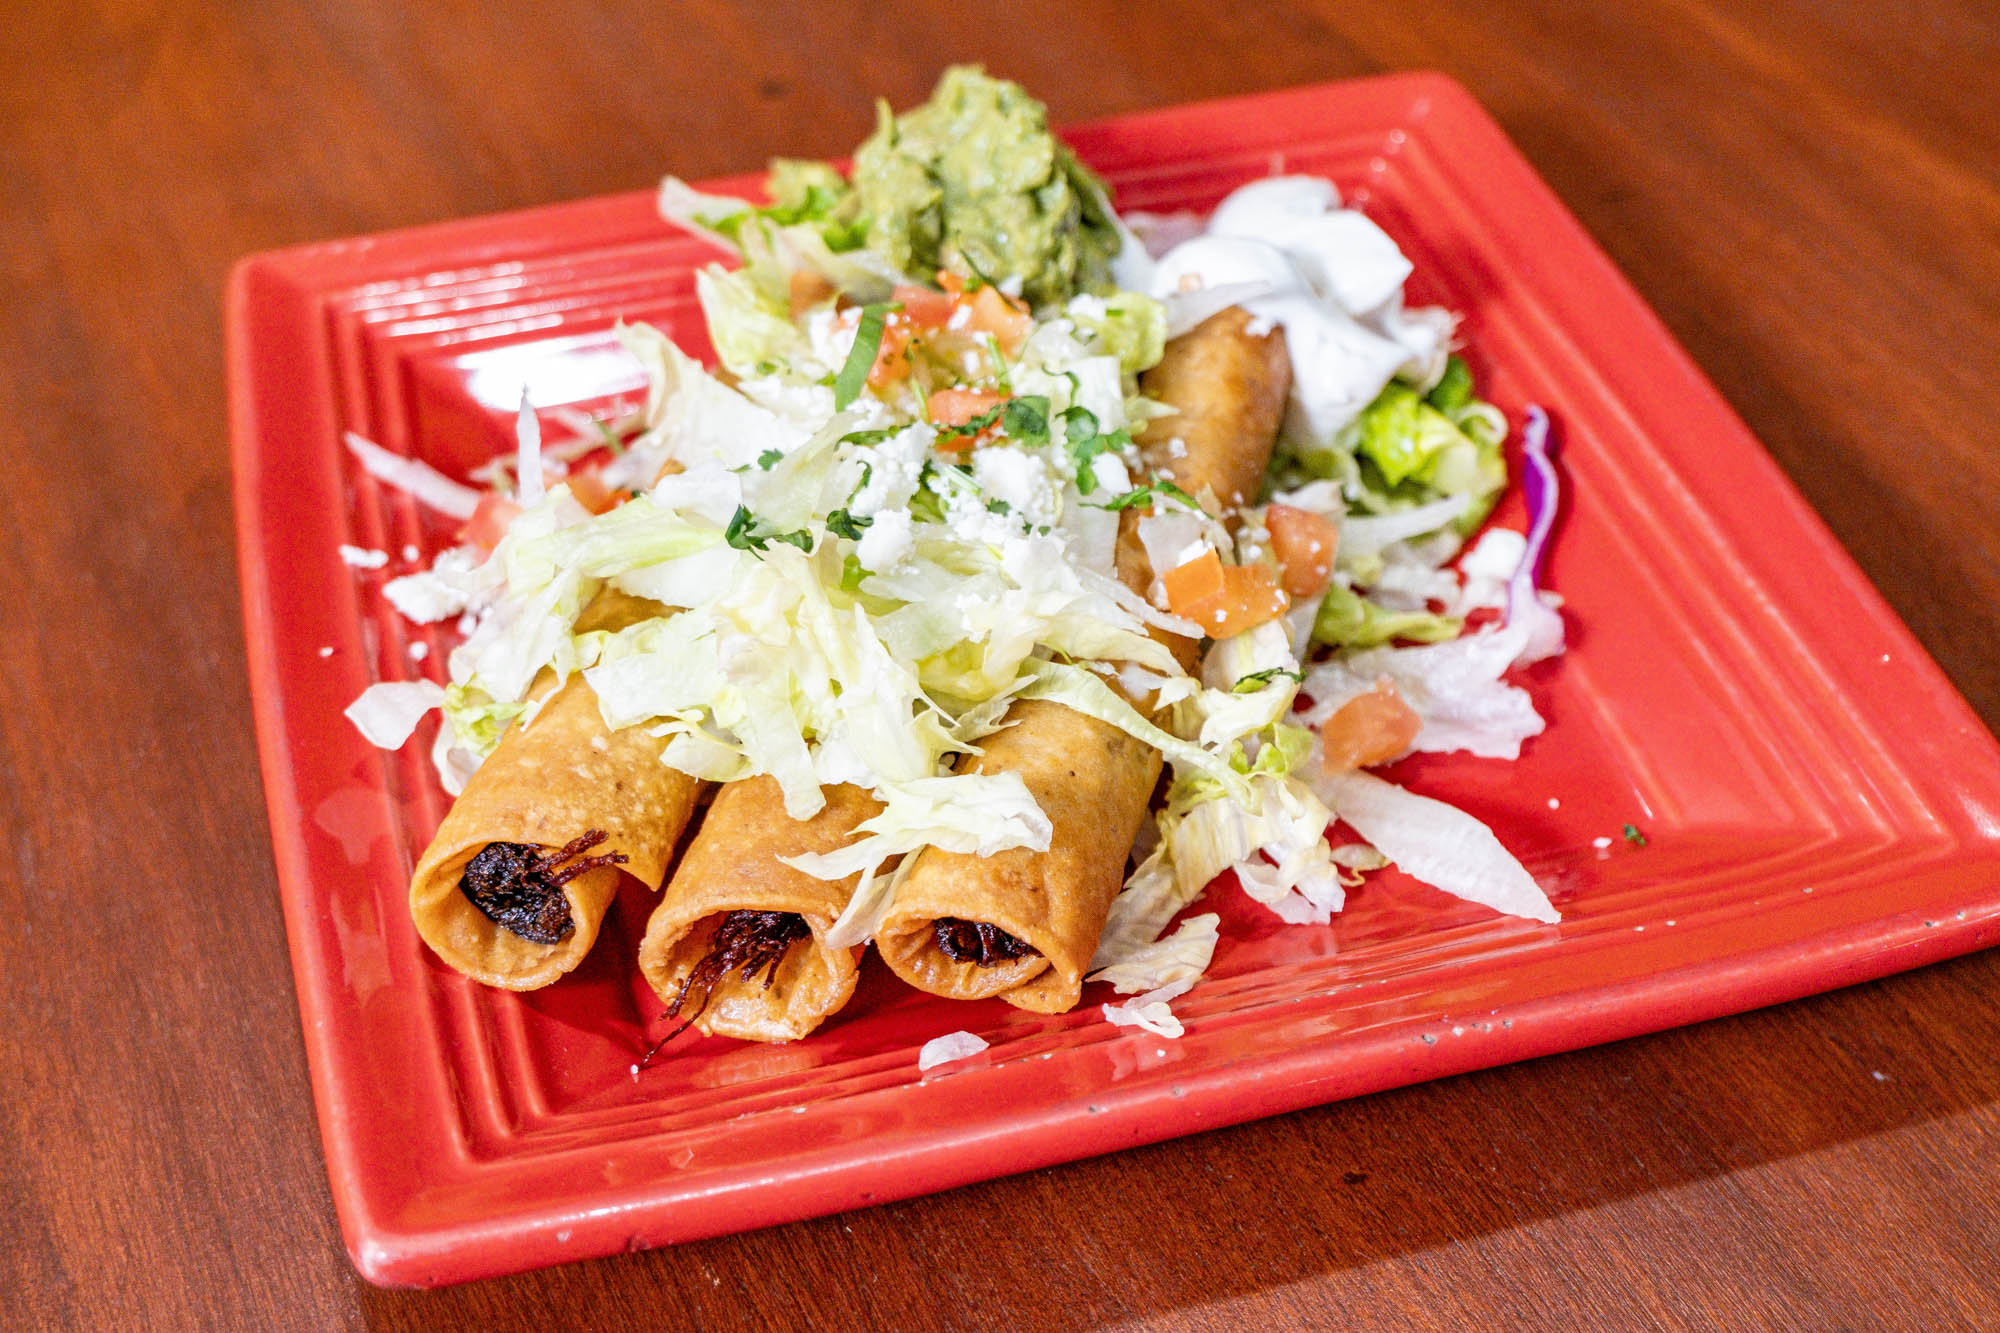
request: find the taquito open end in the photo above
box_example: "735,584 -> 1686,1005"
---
637,777 -> 879,1043
407,593 -> 702,991
876,701 -> 1161,1014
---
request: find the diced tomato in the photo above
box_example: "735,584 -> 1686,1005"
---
788,268 -> 835,318
1265,503 -> 1339,599
1161,548 -> 1225,608
1161,548 -> 1289,638
892,282 -> 957,330
564,466 -> 623,515
963,283 -> 1033,352
867,312 -> 917,388
1320,679 -> 1421,773
458,493 -> 523,554
928,387 -> 1007,432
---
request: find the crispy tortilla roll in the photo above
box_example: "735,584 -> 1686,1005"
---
637,777 -> 881,1042
875,701 -> 1161,1010
409,593 -> 701,990
879,310 -> 1292,1012
1133,305 -> 1293,513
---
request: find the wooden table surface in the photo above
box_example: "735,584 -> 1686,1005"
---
7,1 -> 1999,1328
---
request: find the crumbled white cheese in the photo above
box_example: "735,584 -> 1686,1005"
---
1087,453 -> 1131,496
848,424 -> 933,518
401,543 -> 420,563
407,641 -> 429,661
317,645 -> 335,659
856,507 -> 916,572
943,484 -> 1019,548
338,544 -> 390,570
973,446 -> 1060,528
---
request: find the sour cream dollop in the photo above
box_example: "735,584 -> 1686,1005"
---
1146,176 -> 1457,448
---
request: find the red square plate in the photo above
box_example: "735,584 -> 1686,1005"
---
228,72 -> 2000,1287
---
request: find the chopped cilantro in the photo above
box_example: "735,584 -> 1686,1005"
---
935,403 -> 1005,444
1231,667 -> 1304,694
757,448 -> 784,470
1062,406 -> 1127,494
984,498 -> 1011,515
725,504 -> 813,557
839,553 -> 868,591
1623,823 -> 1648,847
1094,478 -> 1200,512
825,508 -> 872,540
1001,394 -> 1049,446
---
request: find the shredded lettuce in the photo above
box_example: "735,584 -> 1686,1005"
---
1090,914 -> 1218,995
1313,582 -> 1461,651
1310,768 -> 1558,923
1067,290 -> 1168,374
1090,846 -> 1201,974
1014,659 -> 1248,800
780,772 -> 1053,883
1162,771 -> 1347,922
345,680 -> 444,749
1101,977 -> 1198,1037
1300,624 -> 1546,760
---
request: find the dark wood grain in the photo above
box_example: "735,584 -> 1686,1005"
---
5,1 -> 1998,1328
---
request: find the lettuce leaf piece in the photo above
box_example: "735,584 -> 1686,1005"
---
1162,771 -> 1347,921
1100,977 -> 1199,1038
693,265 -> 812,380
1089,846 -> 1201,974
1312,582 -> 1462,651
1309,768 -> 1559,923
1013,659 -> 1248,799
1070,290 -> 1168,375
440,681 -> 528,758
1089,914 -> 1218,995
778,772 -> 1054,884
742,159 -> 867,252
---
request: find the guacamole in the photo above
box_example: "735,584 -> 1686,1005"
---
849,66 -> 1122,309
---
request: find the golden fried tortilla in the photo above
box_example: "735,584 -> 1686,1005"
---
408,592 -> 702,990
637,777 -> 880,1042
878,310 -> 1292,1012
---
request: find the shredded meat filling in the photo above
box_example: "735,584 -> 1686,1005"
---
457,830 -> 627,945
933,917 -> 1038,967
640,911 -> 811,1069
